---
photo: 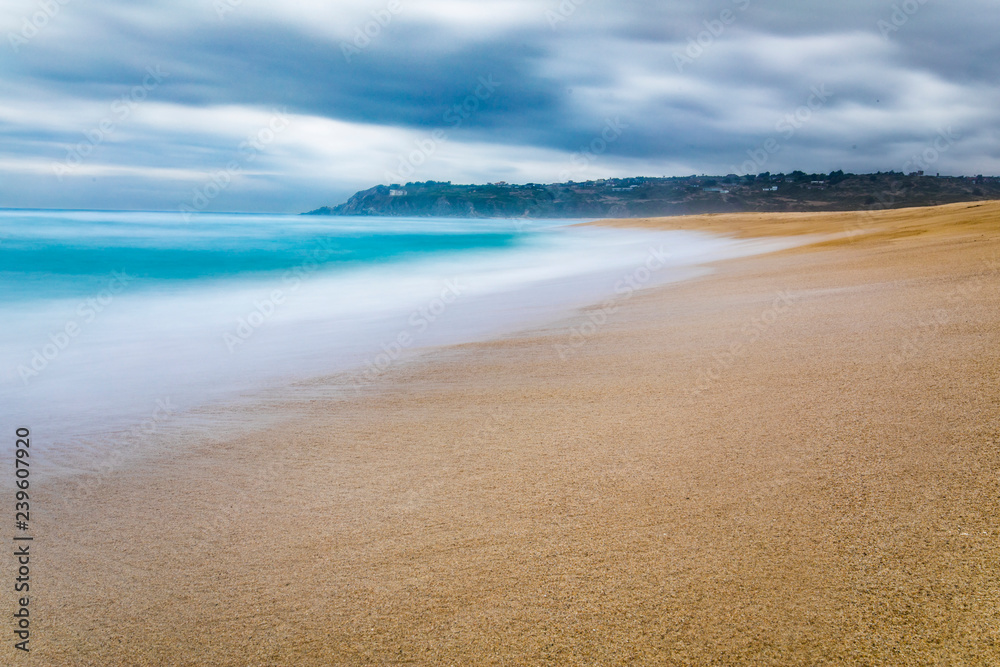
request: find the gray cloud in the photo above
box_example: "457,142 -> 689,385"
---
1,0 -> 998,211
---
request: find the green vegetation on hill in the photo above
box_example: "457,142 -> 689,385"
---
304,172 -> 1000,218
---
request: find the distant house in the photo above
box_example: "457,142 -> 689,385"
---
763,186 -> 778,191
703,187 -> 730,193
389,189 -> 406,197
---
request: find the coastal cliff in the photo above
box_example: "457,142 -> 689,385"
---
305,172 -> 1000,218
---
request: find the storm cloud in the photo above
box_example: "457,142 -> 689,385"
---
1,0 -> 997,211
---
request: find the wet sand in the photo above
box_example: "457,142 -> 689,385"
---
23,201 -> 1000,665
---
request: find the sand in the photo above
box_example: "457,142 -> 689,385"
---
18,201 -> 1000,665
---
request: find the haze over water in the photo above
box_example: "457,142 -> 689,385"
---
1,209 -> 799,467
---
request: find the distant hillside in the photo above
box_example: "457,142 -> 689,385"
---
304,172 -> 1000,218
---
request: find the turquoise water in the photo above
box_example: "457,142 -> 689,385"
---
0,210 -> 532,301
0,209 -> 799,469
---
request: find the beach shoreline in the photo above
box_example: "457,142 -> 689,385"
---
21,201 -> 1000,665
4,212 -> 813,466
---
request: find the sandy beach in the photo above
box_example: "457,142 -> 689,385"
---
23,201 -> 1000,665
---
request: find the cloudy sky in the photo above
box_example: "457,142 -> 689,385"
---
1,0 -> 998,212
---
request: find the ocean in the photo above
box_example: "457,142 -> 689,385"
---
0,209 -> 800,471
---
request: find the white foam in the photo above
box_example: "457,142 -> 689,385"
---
0,221 -> 807,470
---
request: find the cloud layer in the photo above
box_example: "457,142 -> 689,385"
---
2,0 -> 998,212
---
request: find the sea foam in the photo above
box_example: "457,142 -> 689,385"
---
0,210 -> 802,469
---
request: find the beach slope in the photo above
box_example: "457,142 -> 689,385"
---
27,201 -> 1000,665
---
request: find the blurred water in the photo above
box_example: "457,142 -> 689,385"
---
0,209 -> 800,466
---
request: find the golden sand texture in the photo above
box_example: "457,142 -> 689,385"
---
593,200 -> 1000,245
20,202 -> 1000,665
